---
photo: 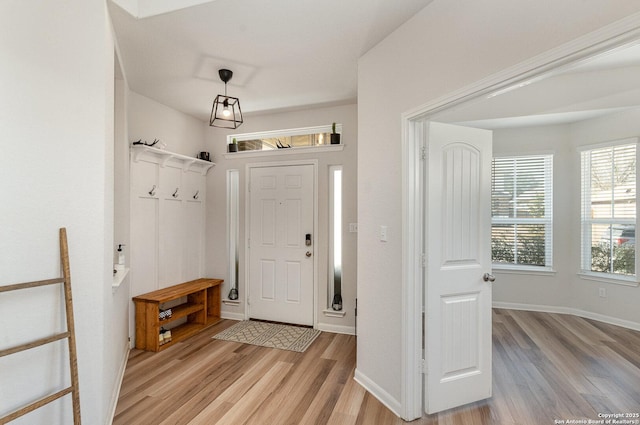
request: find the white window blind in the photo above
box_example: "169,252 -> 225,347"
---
580,141 -> 637,278
491,155 -> 553,269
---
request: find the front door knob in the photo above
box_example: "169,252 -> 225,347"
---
483,273 -> 495,282
306,251 -> 312,257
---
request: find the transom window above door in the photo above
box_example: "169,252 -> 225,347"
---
227,124 -> 342,152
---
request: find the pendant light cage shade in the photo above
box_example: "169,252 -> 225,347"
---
210,68 -> 243,129
210,94 -> 243,128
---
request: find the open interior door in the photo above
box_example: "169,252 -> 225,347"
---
425,121 -> 493,414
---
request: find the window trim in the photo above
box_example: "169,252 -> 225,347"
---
226,169 -> 240,302
493,265 -> 557,276
327,165 -> 343,312
491,153 -> 554,271
579,138 -> 639,283
578,271 -> 639,287
577,137 -> 639,153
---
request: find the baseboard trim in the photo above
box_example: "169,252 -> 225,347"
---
220,311 -> 245,321
107,341 -> 130,425
493,302 -> 640,332
354,368 -> 402,417
317,323 -> 356,335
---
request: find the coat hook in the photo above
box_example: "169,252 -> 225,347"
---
193,190 -> 199,200
149,185 -> 156,196
172,188 -> 179,198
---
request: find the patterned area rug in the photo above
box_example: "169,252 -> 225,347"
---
213,320 -> 321,352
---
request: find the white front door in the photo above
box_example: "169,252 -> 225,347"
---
425,122 -> 493,413
248,164 -> 315,326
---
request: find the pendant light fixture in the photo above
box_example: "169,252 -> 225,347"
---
210,68 -> 243,129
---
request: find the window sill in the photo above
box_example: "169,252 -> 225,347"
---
223,144 -> 344,159
578,272 -> 639,287
322,309 -> 346,318
493,266 -> 556,276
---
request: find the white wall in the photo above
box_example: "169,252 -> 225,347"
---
128,91 -> 205,157
0,1 -> 118,424
204,103 -> 358,334
357,0 -> 640,414
105,60 -> 132,418
491,125 -> 574,309
490,109 -> 640,328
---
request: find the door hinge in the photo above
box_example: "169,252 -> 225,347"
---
420,146 -> 427,161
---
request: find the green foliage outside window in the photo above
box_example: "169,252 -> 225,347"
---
590,243 -> 635,275
491,229 -> 546,266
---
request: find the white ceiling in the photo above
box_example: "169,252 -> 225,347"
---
434,42 -> 640,129
109,0 -> 434,122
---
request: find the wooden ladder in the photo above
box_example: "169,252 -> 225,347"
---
0,228 -> 81,425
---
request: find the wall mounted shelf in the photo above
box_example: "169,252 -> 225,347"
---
112,267 -> 129,291
131,145 -> 215,175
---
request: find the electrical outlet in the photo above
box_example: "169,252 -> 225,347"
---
598,287 -> 607,298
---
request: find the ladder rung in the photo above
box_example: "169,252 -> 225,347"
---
0,386 -> 74,424
0,332 -> 70,358
0,277 -> 65,293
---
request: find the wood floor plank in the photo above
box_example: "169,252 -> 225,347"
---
153,349 -> 262,424
207,361 -> 293,425
355,392 -> 404,425
115,311 -> 640,425
244,358 -> 335,425
297,356 -> 356,425
325,365 -> 366,424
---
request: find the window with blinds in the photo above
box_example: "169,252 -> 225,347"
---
491,155 -> 553,269
580,140 -> 637,279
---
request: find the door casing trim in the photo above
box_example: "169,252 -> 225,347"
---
400,12 -> 640,420
244,159 -> 319,328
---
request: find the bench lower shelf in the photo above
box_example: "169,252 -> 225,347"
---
157,319 -> 222,350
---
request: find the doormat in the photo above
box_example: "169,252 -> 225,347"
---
212,320 -> 321,352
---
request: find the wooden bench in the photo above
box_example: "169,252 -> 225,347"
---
133,278 -> 223,352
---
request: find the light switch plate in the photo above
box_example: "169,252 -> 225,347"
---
380,225 -> 388,242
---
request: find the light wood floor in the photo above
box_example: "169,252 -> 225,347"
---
114,309 -> 640,424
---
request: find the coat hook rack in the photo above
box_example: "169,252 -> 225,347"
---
149,185 -> 156,196
193,191 -> 199,200
172,188 -> 179,198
